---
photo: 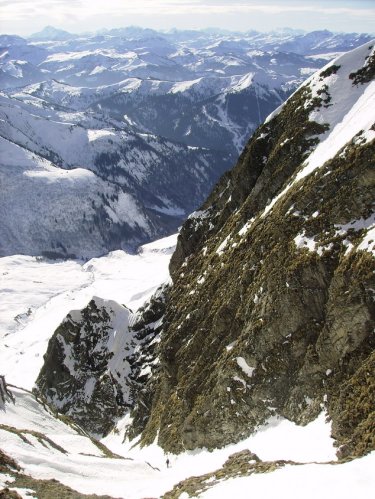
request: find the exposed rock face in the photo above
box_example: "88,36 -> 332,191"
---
35,291 -> 167,436
0,376 -> 15,409
124,286 -> 169,441
134,42 -> 375,454
35,42 -> 375,455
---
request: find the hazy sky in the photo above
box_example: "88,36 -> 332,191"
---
1,0 -> 374,36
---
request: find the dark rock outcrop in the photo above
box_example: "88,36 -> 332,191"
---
35,288 -> 168,437
0,376 -> 15,408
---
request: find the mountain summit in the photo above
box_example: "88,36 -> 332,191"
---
28,26 -> 76,41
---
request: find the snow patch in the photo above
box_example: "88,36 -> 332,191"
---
238,218 -> 255,236
294,231 -> 317,252
87,129 -> 115,141
236,357 -> 255,378
216,235 -> 230,255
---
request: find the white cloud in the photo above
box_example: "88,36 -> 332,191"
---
1,0 -> 374,22
1,0 -> 373,34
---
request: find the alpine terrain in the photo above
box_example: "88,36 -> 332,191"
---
0,27 -> 372,256
0,34 -> 374,499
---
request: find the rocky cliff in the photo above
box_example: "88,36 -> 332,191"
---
36,41 -> 375,458
135,41 -> 375,456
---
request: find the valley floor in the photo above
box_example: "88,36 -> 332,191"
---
0,234 -> 177,389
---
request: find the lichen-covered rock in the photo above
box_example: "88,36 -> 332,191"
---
135,42 -> 375,454
329,350 -> 375,459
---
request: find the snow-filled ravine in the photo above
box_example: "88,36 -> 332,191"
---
0,233 -> 177,390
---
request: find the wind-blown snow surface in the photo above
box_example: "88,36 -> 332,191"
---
0,234 -> 177,390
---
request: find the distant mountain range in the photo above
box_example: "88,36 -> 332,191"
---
0,27 -> 372,257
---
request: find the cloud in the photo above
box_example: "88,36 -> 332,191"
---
0,0 -> 83,21
1,0 -> 374,27
1,0 -> 373,16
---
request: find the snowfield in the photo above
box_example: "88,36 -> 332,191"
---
1,387 -> 374,499
0,234 -> 177,390
198,453 -> 375,499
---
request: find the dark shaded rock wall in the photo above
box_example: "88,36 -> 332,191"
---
35,291 -> 167,436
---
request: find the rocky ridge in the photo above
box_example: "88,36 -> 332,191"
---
134,41 -> 375,455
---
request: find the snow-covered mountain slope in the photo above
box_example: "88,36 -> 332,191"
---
266,29 -> 373,55
0,28 -> 370,256
1,383 -> 374,498
0,35 -> 47,87
194,452 -> 375,499
0,133 -> 154,258
0,385 -> 171,498
0,234 -> 176,390
0,89 -> 229,257
1,28 -> 370,159
7,74 -> 288,157
87,75 -> 289,156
